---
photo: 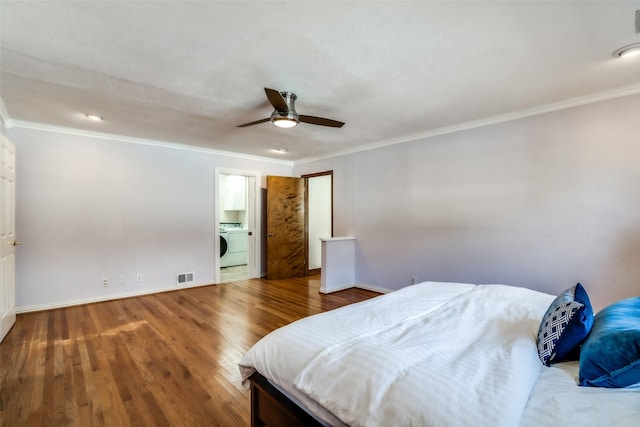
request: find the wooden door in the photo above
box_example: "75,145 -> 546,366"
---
1,134 -> 17,342
266,176 -> 306,279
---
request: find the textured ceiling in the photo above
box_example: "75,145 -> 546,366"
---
1,1 -> 640,162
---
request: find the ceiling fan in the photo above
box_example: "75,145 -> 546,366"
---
237,87 -> 345,129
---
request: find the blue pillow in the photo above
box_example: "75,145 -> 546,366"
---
579,297 -> 640,388
537,283 -> 594,366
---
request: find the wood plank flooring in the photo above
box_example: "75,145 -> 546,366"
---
0,276 -> 379,427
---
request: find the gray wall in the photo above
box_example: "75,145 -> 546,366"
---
295,93 -> 640,310
9,93 -> 640,311
10,128 -> 290,310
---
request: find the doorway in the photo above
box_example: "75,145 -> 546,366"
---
265,171 -> 333,279
304,171 -> 333,275
215,169 -> 259,283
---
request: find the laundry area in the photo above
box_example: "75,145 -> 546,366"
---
219,174 -> 249,282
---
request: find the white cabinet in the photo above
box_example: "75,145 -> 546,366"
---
223,175 -> 246,211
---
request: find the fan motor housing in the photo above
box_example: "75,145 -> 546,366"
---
271,92 -> 299,124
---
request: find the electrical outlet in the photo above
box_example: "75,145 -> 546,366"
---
102,278 -> 109,287
136,273 -> 142,282
119,276 -> 125,285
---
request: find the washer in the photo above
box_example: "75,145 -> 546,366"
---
220,222 -> 247,267
220,233 -> 228,257
220,228 -> 232,267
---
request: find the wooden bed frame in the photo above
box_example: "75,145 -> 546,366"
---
249,372 -> 328,427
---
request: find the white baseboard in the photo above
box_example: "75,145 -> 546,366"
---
354,283 -> 393,294
16,281 -> 393,313
319,283 -> 393,295
319,283 -> 354,294
16,281 -> 216,313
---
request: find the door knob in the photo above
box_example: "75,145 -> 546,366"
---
12,240 -> 22,246
267,233 -> 274,237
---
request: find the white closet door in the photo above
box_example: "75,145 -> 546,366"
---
0,134 -> 17,342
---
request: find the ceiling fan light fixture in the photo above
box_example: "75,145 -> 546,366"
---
272,117 -> 298,128
270,106 -> 299,128
85,113 -> 103,121
612,42 -> 640,58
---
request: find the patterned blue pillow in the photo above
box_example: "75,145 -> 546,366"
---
537,283 -> 594,366
579,297 -> 640,388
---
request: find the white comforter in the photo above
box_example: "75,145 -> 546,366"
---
293,284 -> 553,427
239,281 -> 478,425
239,282 -> 640,426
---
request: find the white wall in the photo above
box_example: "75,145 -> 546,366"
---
10,127 -> 290,310
9,93 -> 640,311
294,93 -> 640,310
308,174 -> 332,270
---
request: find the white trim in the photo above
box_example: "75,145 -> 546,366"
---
354,283 -> 393,294
320,236 -> 355,241
16,281 -> 217,314
293,83 -> 640,165
8,119 -> 292,166
15,280 -> 391,312
0,96 -> 10,126
319,283 -> 392,294
318,283 -> 355,294
7,83 -> 640,167
214,167 -> 262,284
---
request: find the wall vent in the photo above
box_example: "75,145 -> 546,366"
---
177,272 -> 195,285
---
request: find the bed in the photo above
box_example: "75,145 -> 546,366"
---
239,281 -> 640,426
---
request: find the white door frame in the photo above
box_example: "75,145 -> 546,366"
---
214,168 -> 261,283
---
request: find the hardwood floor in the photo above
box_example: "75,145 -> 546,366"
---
0,276 -> 379,426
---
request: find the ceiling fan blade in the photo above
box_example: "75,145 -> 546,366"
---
299,115 -> 345,128
264,87 -> 289,112
237,118 -> 270,128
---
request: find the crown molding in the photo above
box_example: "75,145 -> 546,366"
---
293,82 -> 640,166
5,82 -> 639,168
8,120 -> 293,167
